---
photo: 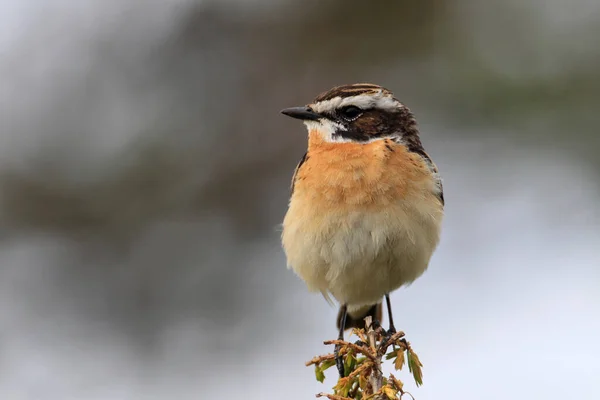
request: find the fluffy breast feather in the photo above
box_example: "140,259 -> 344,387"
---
282,133 -> 443,306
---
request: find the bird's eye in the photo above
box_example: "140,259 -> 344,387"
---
340,106 -> 362,120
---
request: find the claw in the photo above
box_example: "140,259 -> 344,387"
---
370,318 -> 382,331
379,326 -> 397,349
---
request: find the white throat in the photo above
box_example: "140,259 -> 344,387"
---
303,120 -> 352,143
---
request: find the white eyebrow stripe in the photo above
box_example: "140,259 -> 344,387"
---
311,92 -> 400,114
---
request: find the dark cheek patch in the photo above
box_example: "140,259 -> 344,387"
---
353,115 -> 381,135
337,110 -> 402,141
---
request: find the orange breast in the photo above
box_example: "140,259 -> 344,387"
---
292,130 -> 438,211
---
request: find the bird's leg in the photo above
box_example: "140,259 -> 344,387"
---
385,294 -> 397,335
378,295 -> 398,350
335,304 -> 347,378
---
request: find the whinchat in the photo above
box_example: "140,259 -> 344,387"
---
280,84 -> 444,376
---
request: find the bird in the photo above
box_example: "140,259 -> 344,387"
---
280,83 -> 444,377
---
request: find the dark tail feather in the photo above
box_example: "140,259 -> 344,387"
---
337,303 -> 383,330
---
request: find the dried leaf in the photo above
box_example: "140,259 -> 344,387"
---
383,386 -> 398,399
340,382 -> 352,397
333,377 -> 352,397
333,377 -> 346,392
389,373 -> 404,391
359,374 -> 369,391
394,349 -> 405,371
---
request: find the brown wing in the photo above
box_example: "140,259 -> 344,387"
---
393,136 -> 444,206
427,158 -> 444,206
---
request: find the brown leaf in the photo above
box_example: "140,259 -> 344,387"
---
333,377 -> 353,397
383,386 -> 398,399
389,373 -> 404,391
394,349 -> 405,371
359,374 -> 369,391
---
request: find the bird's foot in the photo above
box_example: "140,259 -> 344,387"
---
379,325 -> 397,349
370,318 -> 382,331
386,325 -> 397,337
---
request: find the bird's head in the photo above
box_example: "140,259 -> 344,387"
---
281,83 -> 419,145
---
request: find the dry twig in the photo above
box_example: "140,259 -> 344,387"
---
307,317 -> 423,399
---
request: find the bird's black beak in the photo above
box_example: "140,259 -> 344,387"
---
280,106 -> 322,121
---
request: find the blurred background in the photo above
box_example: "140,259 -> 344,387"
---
1,0 -> 599,399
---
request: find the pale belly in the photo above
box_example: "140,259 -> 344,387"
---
282,200 -> 442,308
